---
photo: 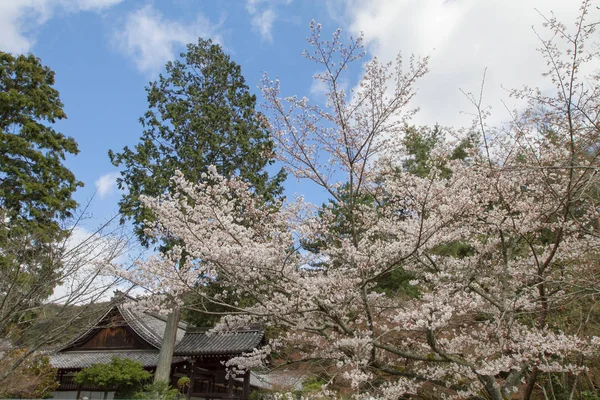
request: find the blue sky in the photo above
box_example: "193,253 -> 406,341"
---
2,0 -> 596,229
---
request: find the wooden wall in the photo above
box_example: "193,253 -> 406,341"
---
77,325 -> 152,350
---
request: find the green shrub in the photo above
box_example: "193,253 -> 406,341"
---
176,376 -> 190,391
134,380 -> 179,400
74,357 -> 151,398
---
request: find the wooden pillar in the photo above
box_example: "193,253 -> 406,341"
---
243,370 -> 250,400
186,360 -> 196,400
227,374 -> 233,398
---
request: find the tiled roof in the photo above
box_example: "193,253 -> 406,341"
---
59,303 -> 186,351
174,330 -> 264,356
49,350 -> 184,369
254,371 -> 306,391
55,296 -> 264,362
235,371 -> 272,390
119,305 -> 186,348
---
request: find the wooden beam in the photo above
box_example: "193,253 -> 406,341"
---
227,374 -> 233,397
192,370 -> 228,379
243,370 -> 250,400
186,360 -> 196,400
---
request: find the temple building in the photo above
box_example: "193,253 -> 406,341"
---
49,298 -> 268,400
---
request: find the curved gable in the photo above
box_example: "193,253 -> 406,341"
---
60,305 -> 158,351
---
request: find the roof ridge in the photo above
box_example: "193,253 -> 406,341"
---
58,349 -> 160,354
173,329 -> 265,356
144,310 -> 188,329
57,305 -> 117,352
185,328 -> 264,334
118,304 -> 162,349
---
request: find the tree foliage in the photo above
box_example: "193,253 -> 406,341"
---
109,38 -> 285,248
402,123 -> 475,178
0,51 -> 81,244
0,51 -> 82,305
115,3 -> 600,399
75,357 -> 152,398
134,380 -> 180,400
0,349 -> 58,398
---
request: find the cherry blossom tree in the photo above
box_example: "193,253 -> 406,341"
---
117,2 -> 600,398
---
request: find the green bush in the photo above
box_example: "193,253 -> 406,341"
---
134,380 -> 179,400
74,357 -> 151,398
176,376 -> 190,391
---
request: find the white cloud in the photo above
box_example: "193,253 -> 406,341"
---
95,171 -> 120,199
246,0 -> 291,42
309,76 -> 329,100
115,5 -> 222,75
337,0 -> 600,129
253,8 -> 276,42
309,72 -> 350,104
73,0 -> 123,11
0,0 -> 123,54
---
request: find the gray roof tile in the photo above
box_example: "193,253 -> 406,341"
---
174,330 -> 264,356
252,371 -> 306,391
49,350 -> 184,369
119,305 -> 186,348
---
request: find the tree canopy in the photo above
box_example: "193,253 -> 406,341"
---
75,357 -> 152,398
0,52 -> 82,244
109,38 -> 285,248
0,51 -> 83,322
0,349 -> 58,398
115,6 -> 600,399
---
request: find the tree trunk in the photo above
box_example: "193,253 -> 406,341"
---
523,368 -> 539,400
480,375 -> 505,400
154,307 -> 181,383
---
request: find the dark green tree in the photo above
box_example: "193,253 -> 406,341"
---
0,51 -> 81,244
402,123 -> 474,178
75,357 -> 152,398
0,51 -> 82,312
109,39 -> 286,350
109,38 -> 285,248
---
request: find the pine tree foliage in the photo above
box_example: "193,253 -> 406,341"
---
109,38 -> 286,248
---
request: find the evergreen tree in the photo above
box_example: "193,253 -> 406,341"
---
109,38 -> 285,248
0,51 -> 81,244
402,123 -> 475,178
0,51 -> 82,306
109,39 -> 286,375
